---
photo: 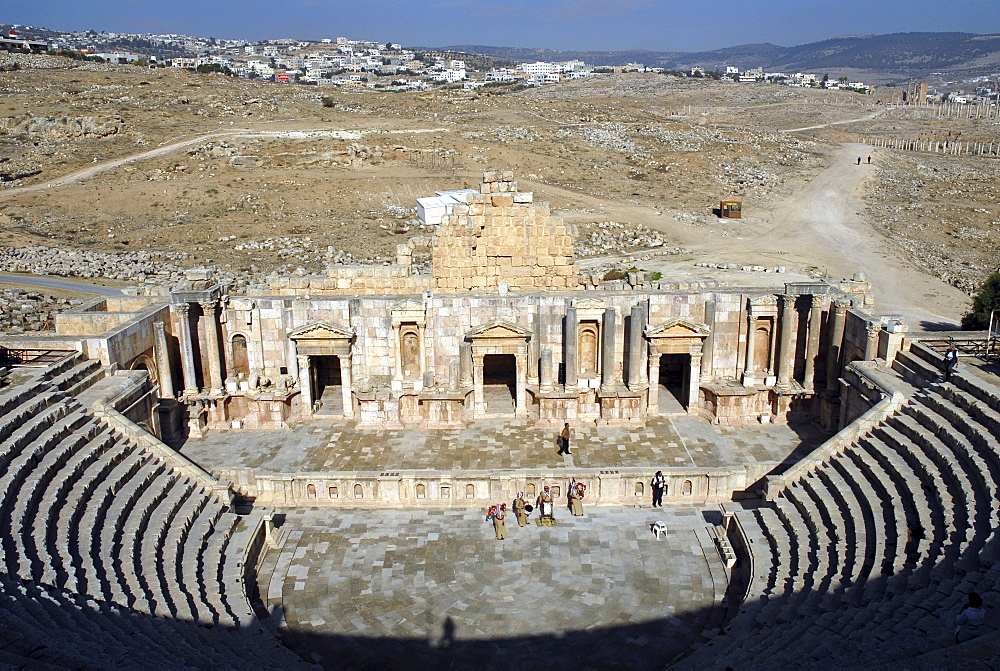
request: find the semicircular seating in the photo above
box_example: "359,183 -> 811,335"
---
0,357 -> 309,668
677,345 -> 1000,669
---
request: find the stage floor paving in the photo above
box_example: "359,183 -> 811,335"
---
266,506 -> 717,670
179,415 -> 825,475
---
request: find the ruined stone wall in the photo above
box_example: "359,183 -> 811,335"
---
431,171 -> 579,292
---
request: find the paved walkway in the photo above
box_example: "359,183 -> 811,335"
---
180,416 -> 824,474
265,507 -> 717,670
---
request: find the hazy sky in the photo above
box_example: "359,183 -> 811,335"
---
7,0 -> 999,52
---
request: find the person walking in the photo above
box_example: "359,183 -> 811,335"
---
651,471 -> 666,507
513,492 -> 528,527
557,422 -> 572,455
857,156 -> 862,165
867,155 -> 872,164
943,346 -> 959,381
493,503 -> 507,540
955,592 -> 986,644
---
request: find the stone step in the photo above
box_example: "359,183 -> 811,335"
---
48,359 -> 104,396
0,397 -> 73,469
858,432 -> 939,566
842,444 -> 904,582
0,385 -> 58,444
827,450 -> 883,603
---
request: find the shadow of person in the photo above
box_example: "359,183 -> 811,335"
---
439,616 -> 456,649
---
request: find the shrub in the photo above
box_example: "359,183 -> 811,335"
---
602,270 -> 627,281
961,272 -> 1000,330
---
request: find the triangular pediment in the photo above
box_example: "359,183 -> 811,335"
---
466,320 -> 532,339
646,319 -> 710,338
288,321 -> 355,341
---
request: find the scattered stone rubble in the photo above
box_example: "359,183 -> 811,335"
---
0,114 -> 124,140
0,288 -> 82,333
574,221 -> 671,257
0,246 -> 190,283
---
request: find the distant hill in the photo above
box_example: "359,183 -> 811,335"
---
442,32 -> 1000,77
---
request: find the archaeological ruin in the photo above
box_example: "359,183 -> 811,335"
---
2,170 -> 999,667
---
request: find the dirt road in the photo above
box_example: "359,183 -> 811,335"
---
0,125 -> 447,197
692,143 -> 968,328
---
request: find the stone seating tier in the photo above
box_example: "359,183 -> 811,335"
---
0,361 -> 308,667
678,344 -> 1000,668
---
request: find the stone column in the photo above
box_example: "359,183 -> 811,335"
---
802,294 -> 824,391
540,348 -> 554,392
688,348 -> 703,410
601,307 -> 616,389
472,354 -> 484,417
285,334 -> 299,379
459,340 -> 473,388
826,300 -> 849,392
864,322 -> 880,361
175,303 -> 199,395
701,298 -> 716,381
297,354 -> 312,416
340,356 -> 354,418
767,317 -> 779,378
628,305 -> 644,390
776,294 -> 797,388
527,312 -> 540,386
515,351 -> 527,417
200,300 -> 224,395
647,349 -> 660,414
564,307 -> 579,390
153,321 -> 175,400
742,314 -> 757,386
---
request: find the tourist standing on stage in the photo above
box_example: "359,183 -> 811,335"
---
493,503 -> 507,540
651,471 -> 666,507
513,492 -> 529,527
570,480 -> 585,516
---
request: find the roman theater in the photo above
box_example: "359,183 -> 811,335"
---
2,169 -> 999,669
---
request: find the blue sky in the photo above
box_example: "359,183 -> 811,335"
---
6,0 -> 999,52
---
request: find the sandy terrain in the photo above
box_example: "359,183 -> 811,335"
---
1,55 -> 997,329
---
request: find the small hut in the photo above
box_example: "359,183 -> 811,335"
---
720,197 -> 742,219
719,197 -> 743,219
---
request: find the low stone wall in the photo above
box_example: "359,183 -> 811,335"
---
218,464 -> 771,508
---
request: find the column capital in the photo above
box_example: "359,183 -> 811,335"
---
810,294 -> 825,308
174,302 -> 190,316
199,299 -> 218,312
865,321 -> 881,336
833,298 -> 851,313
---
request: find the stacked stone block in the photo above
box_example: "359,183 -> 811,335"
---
431,171 -> 580,292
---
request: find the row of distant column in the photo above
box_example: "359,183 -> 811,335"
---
152,300 -> 224,399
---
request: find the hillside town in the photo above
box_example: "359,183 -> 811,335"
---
7,22 -> 1000,104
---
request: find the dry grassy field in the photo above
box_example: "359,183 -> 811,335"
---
1,52 -> 997,322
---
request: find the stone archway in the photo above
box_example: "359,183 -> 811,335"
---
645,319 -> 710,414
289,321 -> 356,418
465,321 -> 532,418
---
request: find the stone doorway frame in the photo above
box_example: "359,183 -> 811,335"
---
288,321 -> 356,418
465,321 -> 532,419
645,319 -> 710,413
